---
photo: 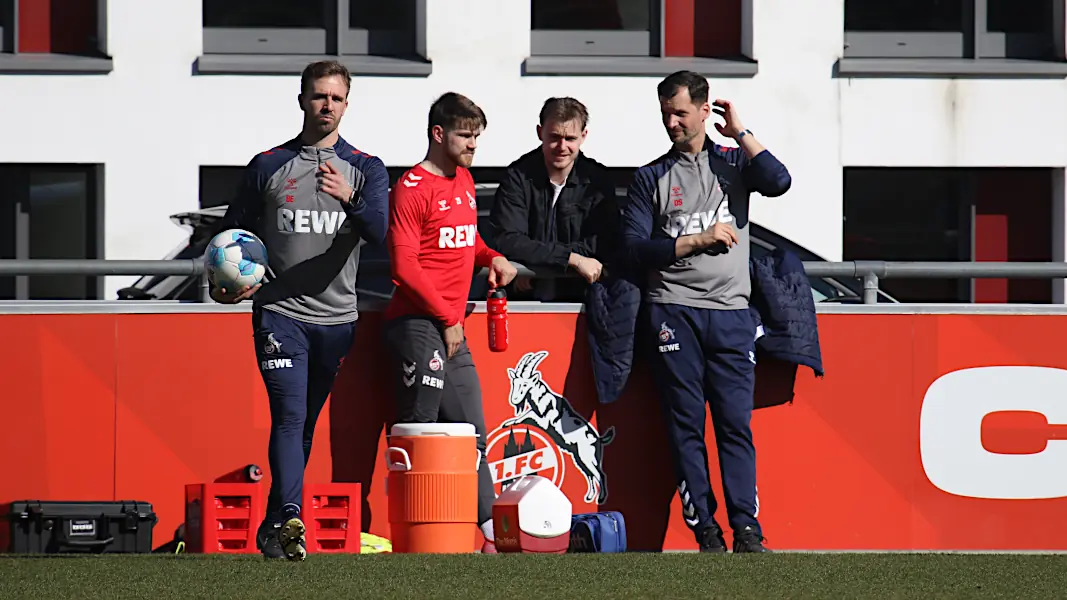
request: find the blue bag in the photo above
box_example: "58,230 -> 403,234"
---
568,511 -> 627,553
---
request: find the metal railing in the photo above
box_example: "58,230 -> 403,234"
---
802,261 -> 1067,304
2,259 -> 1067,304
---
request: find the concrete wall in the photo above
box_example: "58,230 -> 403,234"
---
1,0 -> 1065,296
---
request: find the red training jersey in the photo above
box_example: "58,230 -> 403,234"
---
385,164 -> 501,327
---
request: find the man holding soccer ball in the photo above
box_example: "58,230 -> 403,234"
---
210,60 -> 389,561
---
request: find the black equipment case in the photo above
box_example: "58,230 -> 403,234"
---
7,500 -> 158,554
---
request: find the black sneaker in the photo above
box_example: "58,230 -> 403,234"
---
256,522 -> 285,559
732,525 -> 771,553
698,523 -> 727,553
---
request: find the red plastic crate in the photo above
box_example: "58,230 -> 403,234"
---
184,483 -> 263,554
301,483 -> 362,554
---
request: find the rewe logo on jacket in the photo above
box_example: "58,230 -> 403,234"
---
667,200 -> 734,238
276,208 -> 352,234
485,351 -> 615,505
438,225 -> 477,249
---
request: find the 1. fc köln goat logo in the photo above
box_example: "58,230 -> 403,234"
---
485,351 -> 615,505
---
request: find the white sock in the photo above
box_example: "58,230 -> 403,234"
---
479,519 -> 495,542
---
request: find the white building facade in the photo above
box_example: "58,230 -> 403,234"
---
1,0 -> 1066,302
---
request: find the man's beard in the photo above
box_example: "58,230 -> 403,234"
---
450,149 -> 474,168
307,115 -> 337,135
670,128 -> 695,143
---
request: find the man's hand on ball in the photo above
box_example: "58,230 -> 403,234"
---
211,283 -> 260,304
318,162 -> 354,204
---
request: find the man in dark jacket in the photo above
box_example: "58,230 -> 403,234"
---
487,97 -> 619,302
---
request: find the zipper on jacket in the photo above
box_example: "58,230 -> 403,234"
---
681,151 -> 707,203
698,152 -> 709,201
315,149 -> 324,202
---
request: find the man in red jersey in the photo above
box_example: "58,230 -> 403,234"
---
384,92 -> 518,553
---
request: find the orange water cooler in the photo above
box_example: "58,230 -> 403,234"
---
385,423 -> 481,553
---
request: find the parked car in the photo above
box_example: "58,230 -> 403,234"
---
749,219 -> 897,304
117,184 -> 896,304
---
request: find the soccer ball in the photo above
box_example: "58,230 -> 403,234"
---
204,229 -> 268,292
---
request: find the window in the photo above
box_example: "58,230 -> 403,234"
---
531,0 -> 656,56
0,165 -> 104,300
844,168 -> 1054,304
203,0 -> 329,55
0,0 -> 11,53
199,167 -> 243,209
346,0 -> 417,57
0,0 -> 111,73
199,0 -> 429,76
845,168 -> 975,303
525,0 -> 756,76
844,0 -> 1062,61
982,0 -> 1058,58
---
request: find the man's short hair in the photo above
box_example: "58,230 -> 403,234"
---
657,70 -> 709,105
300,60 -> 351,97
539,97 -> 589,130
427,92 -> 487,139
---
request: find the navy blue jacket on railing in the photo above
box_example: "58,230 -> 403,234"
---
583,247 -> 824,406
748,248 -> 824,377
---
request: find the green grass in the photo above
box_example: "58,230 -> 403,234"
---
2,553 -> 1066,599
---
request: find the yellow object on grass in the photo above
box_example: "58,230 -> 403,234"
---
360,532 -> 392,554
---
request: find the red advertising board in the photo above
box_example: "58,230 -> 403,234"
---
1,308 -> 1066,552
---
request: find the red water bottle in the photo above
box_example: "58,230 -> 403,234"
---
487,288 -> 509,352
214,464 -> 264,483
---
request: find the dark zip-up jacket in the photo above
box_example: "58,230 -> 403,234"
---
487,148 -> 621,300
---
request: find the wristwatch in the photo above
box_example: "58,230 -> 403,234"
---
737,129 -> 752,140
